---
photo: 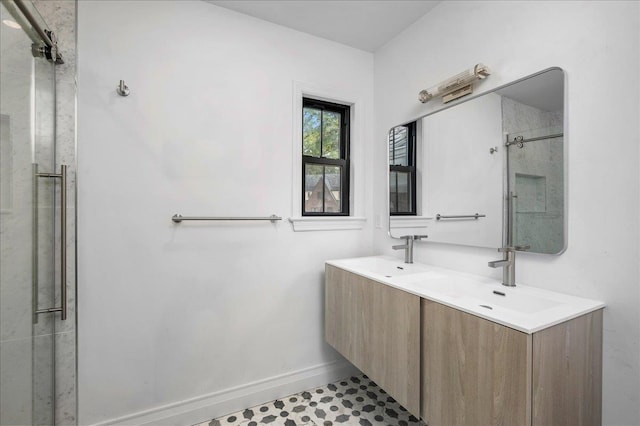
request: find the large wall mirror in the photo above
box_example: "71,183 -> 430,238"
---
388,67 -> 566,255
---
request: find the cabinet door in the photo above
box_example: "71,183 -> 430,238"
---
325,265 -> 420,416
532,310 -> 603,426
421,299 -> 531,426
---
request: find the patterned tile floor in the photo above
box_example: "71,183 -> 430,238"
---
195,375 -> 426,426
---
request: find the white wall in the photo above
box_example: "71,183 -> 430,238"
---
77,1 -> 373,424
374,1 -> 640,424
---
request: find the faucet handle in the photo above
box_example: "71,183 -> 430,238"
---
514,245 -> 531,251
498,246 -> 515,253
488,259 -> 510,268
398,235 -> 413,240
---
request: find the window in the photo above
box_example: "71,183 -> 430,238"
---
389,122 -> 417,215
302,98 -> 350,216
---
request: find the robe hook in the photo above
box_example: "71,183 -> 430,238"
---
116,80 -> 130,96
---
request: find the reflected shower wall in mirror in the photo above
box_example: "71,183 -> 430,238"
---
388,68 -> 566,254
503,94 -> 564,254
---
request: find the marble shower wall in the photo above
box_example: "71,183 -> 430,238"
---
1,3 -> 42,423
502,96 -> 564,254
32,1 -> 77,425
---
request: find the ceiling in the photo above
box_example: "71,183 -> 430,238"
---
206,1 -> 440,52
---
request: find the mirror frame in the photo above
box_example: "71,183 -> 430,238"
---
387,67 -> 568,255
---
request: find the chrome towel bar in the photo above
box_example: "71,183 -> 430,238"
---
436,213 -> 485,220
172,214 -> 282,223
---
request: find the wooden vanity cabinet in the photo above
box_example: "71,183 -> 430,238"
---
324,265 -> 421,416
325,264 -> 603,426
421,299 -> 603,426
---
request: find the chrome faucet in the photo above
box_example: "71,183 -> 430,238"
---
488,246 -> 529,287
488,247 -> 516,286
392,235 -> 428,264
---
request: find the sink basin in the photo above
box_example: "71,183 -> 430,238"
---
326,255 -> 605,334
401,275 -> 487,298
472,290 -> 563,314
338,256 -> 431,278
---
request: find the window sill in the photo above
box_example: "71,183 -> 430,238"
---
390,216 -> 432,229
288,216 -> 367,232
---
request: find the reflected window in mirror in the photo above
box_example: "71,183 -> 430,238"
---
302,97 -> 350,215
389,122 -> 417,215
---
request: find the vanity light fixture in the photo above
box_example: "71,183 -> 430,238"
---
419,63 -> 491,104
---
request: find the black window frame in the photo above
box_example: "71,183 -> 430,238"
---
389,122 -> 417,216
302,97 -> 350,216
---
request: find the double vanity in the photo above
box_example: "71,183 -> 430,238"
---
325,256 -> 604,426
330,66 -> 605,425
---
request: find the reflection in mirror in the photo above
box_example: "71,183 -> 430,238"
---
420,94 -> 504,248
500,69 -> 564,254
389,122 -> 417,215
388,68 -> 566,254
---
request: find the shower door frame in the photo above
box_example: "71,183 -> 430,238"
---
0,0 -> 75,424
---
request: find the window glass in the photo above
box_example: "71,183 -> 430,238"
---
303,107 -> 321,157
302,98 -> 350,215
322,111 -> 341,159
389,171 -> 412,214
389,126 -> 408,166
304,164 -> 324,213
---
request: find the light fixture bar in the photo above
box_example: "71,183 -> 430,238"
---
419,63 -> 491,104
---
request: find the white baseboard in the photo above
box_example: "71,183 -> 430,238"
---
93,359 -> 358,426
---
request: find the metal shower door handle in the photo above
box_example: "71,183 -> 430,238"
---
34,164 -> 67,321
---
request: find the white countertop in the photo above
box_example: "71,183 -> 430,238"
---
326,255 -> 605,334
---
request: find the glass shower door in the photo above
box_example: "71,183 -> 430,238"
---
0,1 -> 60,424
